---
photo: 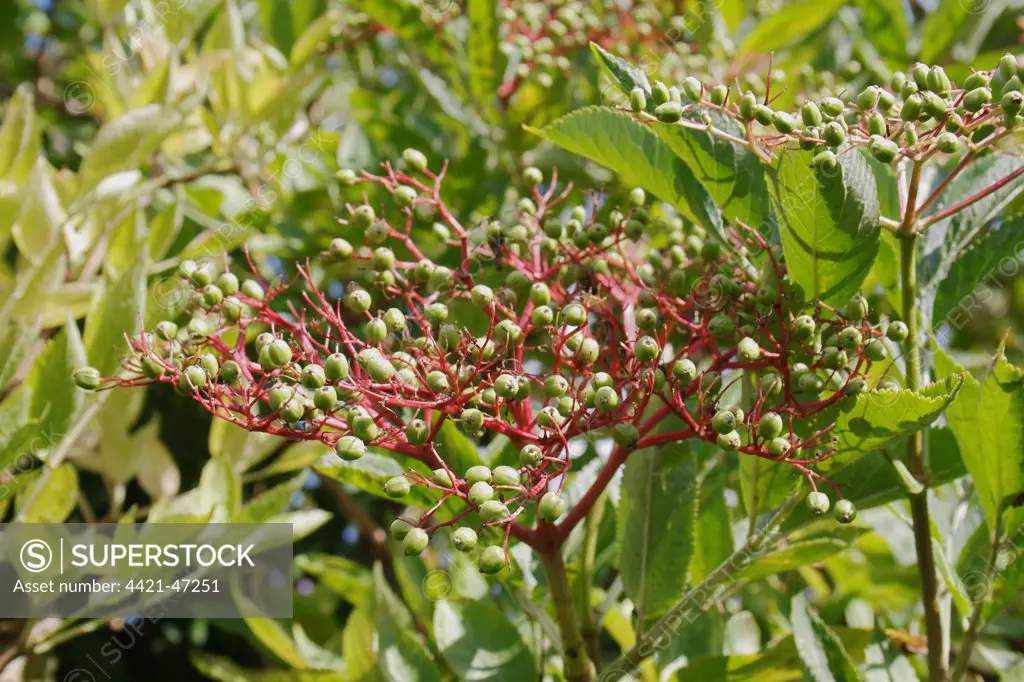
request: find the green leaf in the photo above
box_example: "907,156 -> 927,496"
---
209,418 -> 283,472
618,443 -> 699,619
83,248 -> 147,377
236,474 -> 305,523
692,464 -> 733,583
290,8 -> 341,66
78,105 -> 181,191
12,159 -> 65,264
434,599 -> 536,681
0,317 -> 42,390
0,84 -> 40,185
26,316 -> 87,440
296,553 -> 372,609
863,626 -> 919,682
342,608 -> 378,680
191,653 -> 344,681
734,539 -> 856,583
918,0 -> 980,64
919,156 -> 1024,324
739,0 -> 845,55
244,618 -> 308,668
791,593 -> 864,682
854,0 -> 909,62
371,563 -> 441,682
588,46 -> 771,230
348,0 -> 452,67
529,107 -> 724,239
767,147 -> 880,305
199,456 -> 243,522
931,218 -> 1021,324
652,116 -> 772,230
590,42 -> 652,98
941,349 -> 1024,528
466,0 -> 503,122
19,463 -> 78,522
317,451 -> 442,512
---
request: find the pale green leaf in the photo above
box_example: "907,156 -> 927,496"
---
854,0 -> 909,62
434,599 -> 536,682
78,105 -> 181,191
0,84 -> 41,185
791,593 -> 864,682
734,539 -> 855,582
27,316 -> 87,441
466,0 -> 503,122
244,618 -> 308,668
768,147 -> 880,305
372,563 -> 441,682
529,107 -> 725,239
739,0 -> 845,55
296,553 -> 373,609
618,443 -> 699,619
290,9 -> 341,66
19,463 -> 78,522
236,474 -> 305,523
199,456 -> 243,522
83,249 -> 147,377
919,0 -> 980,64
13,159 -> 66,263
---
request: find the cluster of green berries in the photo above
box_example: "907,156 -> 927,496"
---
76,151 -> 904,569
630,53 -> 1022,167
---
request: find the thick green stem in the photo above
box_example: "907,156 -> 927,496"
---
540,546 -> 596,682
900,230 -> 947,681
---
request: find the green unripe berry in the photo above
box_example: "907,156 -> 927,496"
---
406,419 -> 429,445
633,336 -> 660,363
520,444 -> 543,467
797,372 -> 824,395
532,305 -> 555,326
279,399 -> 304,423
999,53 -> 1019,81
927,66 -> 952,95
302,364 -> 326,389
901,93 -> 923,121
630,87 -> 647,112
141,356 -> 165,380
672,358 -> 697,383
73,367 -> 101,390
834,498 -> 857,523
821,97 -> 844,118
494,373 -> 519,399
465,465 -> 491,485
345,289 -> 372,313
180,365 -> 208,393
543,375 -> 568,398
523,166 -> 544,187
493,466 -> 521,487
712,410 -> 737,434
613,422 -> 640,447
1002,90 -> 1023,118
402,147 -> 428,172
427,370 -> 451,393
219,360 -> 240,385
963,87 -> 992,113
460,408 -> 485,433
390,518 -> 413,541
866,112 -> 887,137
865,339 -> 888,361
468,481 -> 495,506
822,346 -> 848,369
562,303 -> 587,326
683,77 -> 703,101
739,91 -> 757,119
539,492 -> 565,522
753,103 -> 774,126
767,437 -> 790,457
263,340 -> 293,369
857,86 -> 880,111
869,135 -> 899,163
791,315 -> 815,342
576,338 -> 600,366
452,527 -> 478,551
267,385 -> 294,412
710,83 -> 728,105
801,101 -> 823,126
807,491 -> 830,516
478,500 -> 510,523
655,101 -> 683,122
887,321 -> 909,342
313,386 -> 337,412
241,279 -> 264,301
652,80 -> 671,104
936,131 -> 960,153
812,150 -> 838,173
351,205 -> 376,228
403,528 -> 429,556
351,414 -> 379,441
221,296 -> 243,322
822,121 -> 846,147
324,353 -> 350,381
846,295 -> 870,320
471,284 -> 495,308
383,308 -> 406,332
384,476 -> 410,498
757,412 -> 783,439
709,315 -> 734,338
478,545 -> 505,574
716,431 -> 741,451
216,272 -> 239,295
772,111 -> 797,133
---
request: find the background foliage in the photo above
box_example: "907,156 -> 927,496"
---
1,0 -> 1024,680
